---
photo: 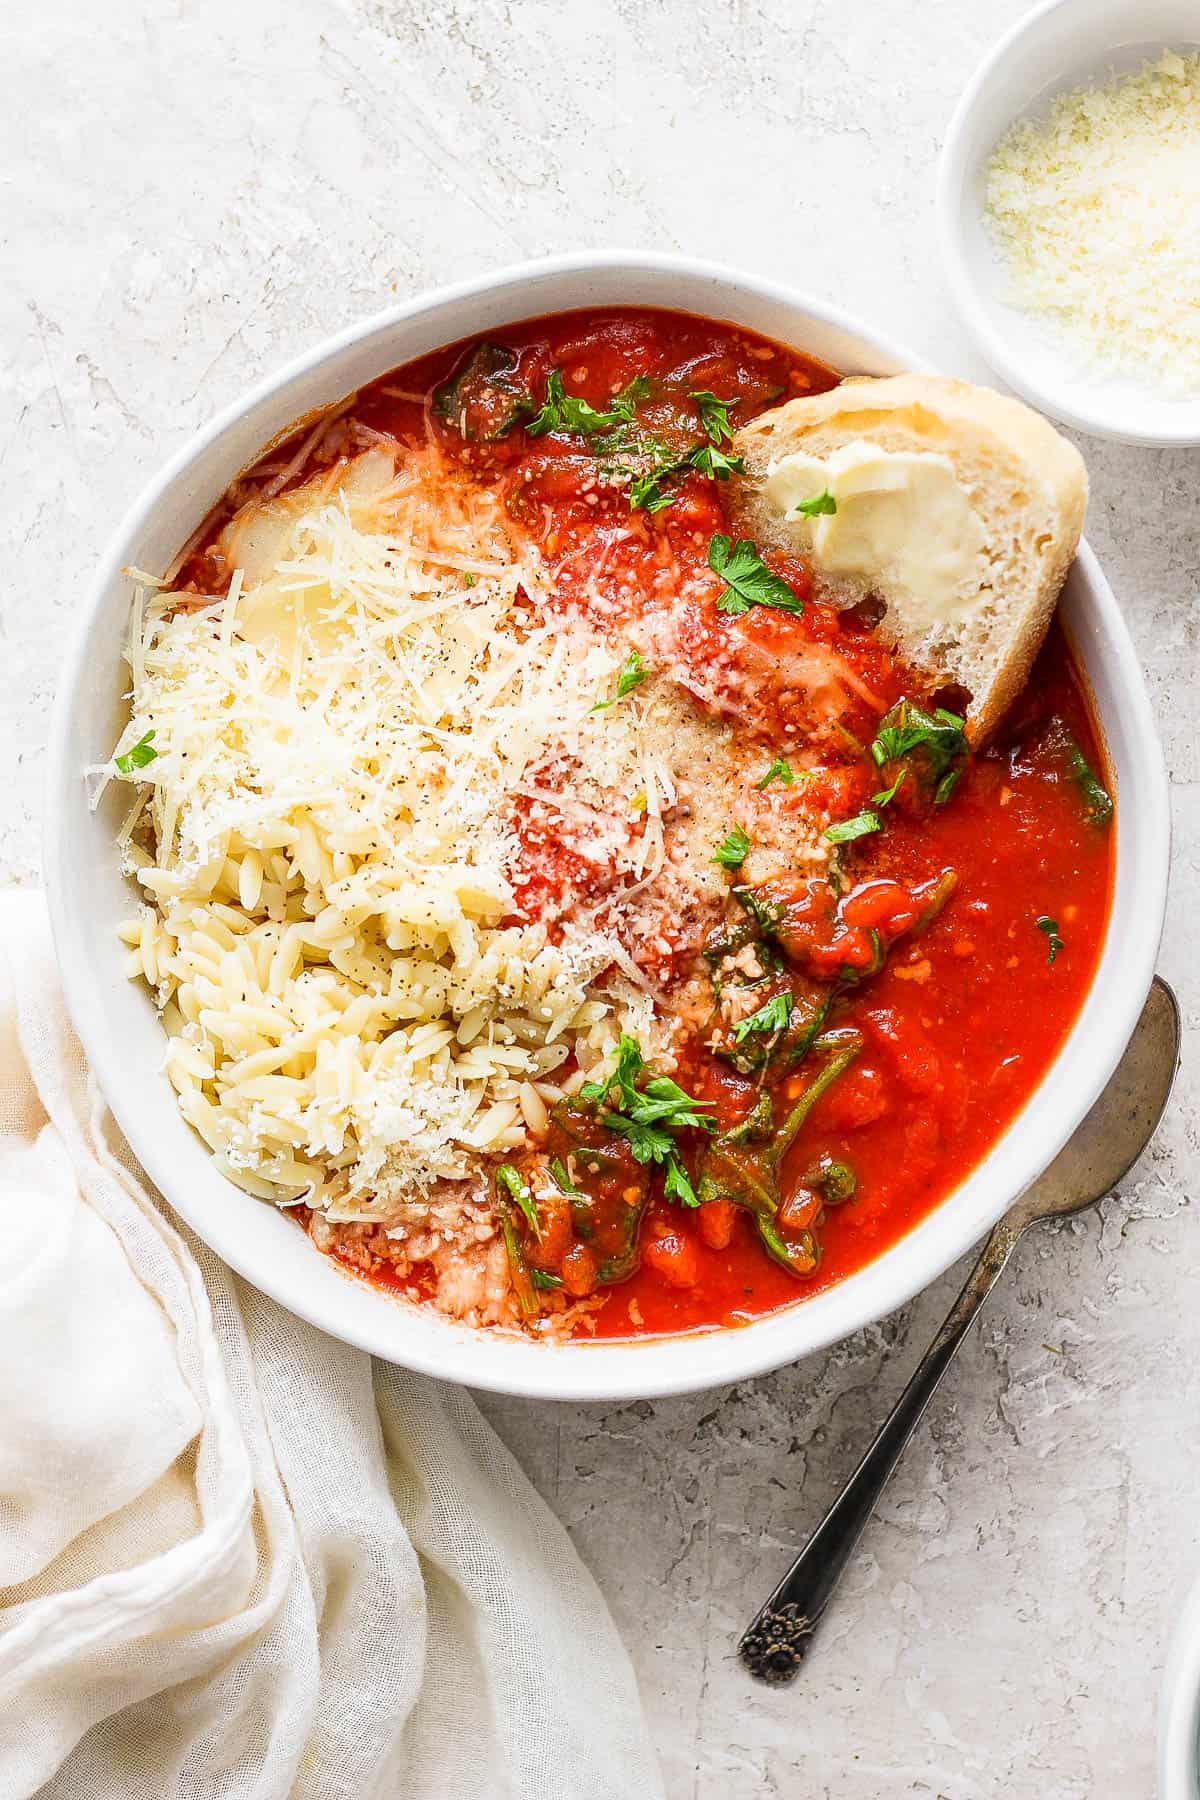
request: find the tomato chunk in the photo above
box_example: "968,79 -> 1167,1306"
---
816,1063 -> 889,1130
697,1198 -> 737,1250
778,1186 -> 822,1233
643,1228 -> 700,1289
561,1242 -> 598,1297
842,880 -> 917,931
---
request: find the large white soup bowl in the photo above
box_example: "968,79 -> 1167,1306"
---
44,252 -> 1170,1401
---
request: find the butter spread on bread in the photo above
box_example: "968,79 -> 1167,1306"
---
734,375 -> 1088,742
764,441 -> 987,631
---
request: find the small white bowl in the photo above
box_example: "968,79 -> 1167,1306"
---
937,0 -> 1200,446
43,251 -> 1171,1401
1162,1576 -> 1200,1799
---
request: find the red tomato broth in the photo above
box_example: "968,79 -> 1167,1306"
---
590,625 -> 1113,1337
227,306 -> 1113,1341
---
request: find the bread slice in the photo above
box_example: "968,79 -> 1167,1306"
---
732,375 -> 1088,741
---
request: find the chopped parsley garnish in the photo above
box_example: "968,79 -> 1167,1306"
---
579,1033 -> 643,1107
630,438 -> 745,510
825,810 -> 882,844
580,1034 -> 716,1207
495,1163 -> 540,1236
629,468 -> 678,513
527,375 -> 748,513
871,700 -> 967,770
524,372 -> 754,516
616,373 -> 652,412
526,369 -> 648,439
871,772 -> 905,808
1037,916 -> 1065,964
690,442 -> 745,480
115,730 -> 158,774
713,824 -> 751,868
617,650 -> 649,696
790,488 -> 837,517
591,414 -> 686,514
592,648 -> 650,710
870,699 -> 968,809
604,1084 -> 714,1178
530,1269 -> 563,1290
708,534 -> 804,617
663,1159 -> 700,1207
733,990 -> 793,1044
755,756 -> 796,790
691,390 -> 736,444
526,371 -> 602,436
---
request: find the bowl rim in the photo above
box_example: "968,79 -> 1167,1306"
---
1161,1570 -> 1200,1798
43,248 -> 1172,1400
935,0 -> 1200,448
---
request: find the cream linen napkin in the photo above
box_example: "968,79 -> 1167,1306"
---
0,891 -> 665,1800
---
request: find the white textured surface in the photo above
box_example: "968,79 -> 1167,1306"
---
2,2 -> 1195,1795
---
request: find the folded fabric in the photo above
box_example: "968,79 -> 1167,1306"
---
0,890 -> 664,1800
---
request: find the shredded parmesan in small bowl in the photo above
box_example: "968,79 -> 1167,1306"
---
938,0 -> 1200,444
985,50 -> 1200,398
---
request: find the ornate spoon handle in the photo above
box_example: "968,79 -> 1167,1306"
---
739,1217 -> 1021,1683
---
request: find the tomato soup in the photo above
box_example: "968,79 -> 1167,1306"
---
163,306 -> 1113,1340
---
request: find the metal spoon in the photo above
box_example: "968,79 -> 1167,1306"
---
740,974 -> 1181,1685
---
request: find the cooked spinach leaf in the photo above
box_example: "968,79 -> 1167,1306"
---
696,1029 -> 862,1276
496,1162 -> 540,1237
493,1165 -> 539,1315
1045,720 -> 1113,826
548,1099 -> 651,1281
732,990 -> 793,1045
870,698 -> 968,806
432,342 -> 533,441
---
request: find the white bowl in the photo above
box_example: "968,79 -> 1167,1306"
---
937,0 -> 1200,446
1162,1577 -> 1200,1798
43,251 -> 1171,1401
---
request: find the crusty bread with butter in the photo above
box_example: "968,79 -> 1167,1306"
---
733,375 -> 1088,742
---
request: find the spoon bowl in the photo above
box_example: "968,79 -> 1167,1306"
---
1006,974 -> 1180,1227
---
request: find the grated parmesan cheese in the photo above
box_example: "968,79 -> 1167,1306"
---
111,441 -> 748,1226
985,50 -> 1200,395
